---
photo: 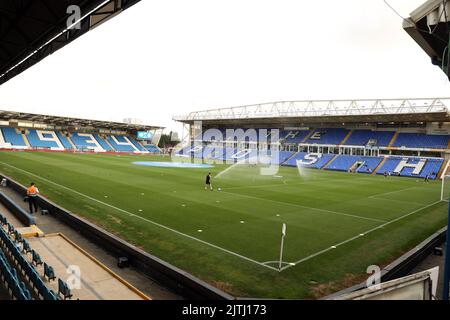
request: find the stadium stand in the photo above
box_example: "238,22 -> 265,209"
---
93,134 -> 115,152
26,130 -> 64,150
0,249 -> 31,300
128,136 -> 147,152
0,216 -> 58,300
144,144 -> 162,153
0,127 -> 27,147
70,132 -> 105,151
325,155 -> 383,173
107,135 -> 139,152
0,126 -> 163,154
376,157 -> 443,179
55,132 -> 75,150
304,128 -> 350,145
393,133 -> 450,149
281,130 -> 311,144
283,152 -> 335,169
344,130 -> 395,147
0,110 -> 163,154
178,146 -> 294,165
355,157 -> 384,174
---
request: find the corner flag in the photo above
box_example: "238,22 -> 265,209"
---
279,223 -> 287,271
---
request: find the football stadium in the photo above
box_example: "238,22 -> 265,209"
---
1,0 -> 450,306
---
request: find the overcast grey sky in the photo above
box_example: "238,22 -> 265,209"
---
0,0 -> 449,132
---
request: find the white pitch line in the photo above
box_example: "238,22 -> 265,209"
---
368,196 -> 425,206
262,261 -> 293,266
368,186 -> 419,199
223,175 -> 374,191
220,190 -> 386,223
0,162 -> 278,272
280,199 -> 443,272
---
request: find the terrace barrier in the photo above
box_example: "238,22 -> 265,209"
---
0,190 -> 35,226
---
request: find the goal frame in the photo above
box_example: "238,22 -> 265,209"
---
441,174 -> 450,201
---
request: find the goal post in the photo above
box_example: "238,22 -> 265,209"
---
441,175 -> 450,202
440,159 -> 450,201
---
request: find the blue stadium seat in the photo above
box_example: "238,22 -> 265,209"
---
394,133 -> 449,149
93,134 -> 114,151
0,249 -> 31,300
376,157 -> 443,179
0,226 -> 55,300
22,239 -> 31,255
107,135 -> 138,152
325,155 -> 383,173
344,130 -> 394,147
356,157 -> 383,174
26,130 -> 62,149
31,250 -> 43,267
58,278 -> 73,300
304,128 -> 349,145
55,132 -> 74,149
0,127 -> 26,147
44,263 -> 56,282
71,133 -> 105,151
128,136 -> 147,152
283,152 -> 335,169
144,144 -> 161,153
281,130 -> 311,144
0,213 -> 7,226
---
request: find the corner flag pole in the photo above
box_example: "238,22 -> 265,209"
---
443,201 -> 450,300
278,223 -> 286,272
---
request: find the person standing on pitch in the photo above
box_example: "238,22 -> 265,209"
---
205,172 -> 213,191
27,182 -> 39,214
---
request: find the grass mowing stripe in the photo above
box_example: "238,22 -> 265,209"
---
367,186 -> 420,199
220,190 -> 387,223
281,199 -> 443,271
0,152 -> 446,298
0,161 -> 279,272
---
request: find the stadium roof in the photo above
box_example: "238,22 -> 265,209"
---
0,110 -> 162,131
0,0 -> 141,86
173,98 -> 450,126
403,0 -> 450,80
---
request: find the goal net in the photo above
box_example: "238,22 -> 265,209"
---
441,174 -> 450,201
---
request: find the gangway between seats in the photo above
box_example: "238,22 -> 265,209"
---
27,233 -> 150,300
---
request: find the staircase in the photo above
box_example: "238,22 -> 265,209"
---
20,129 -> 31,148
388,132 -> 399,147
339,130 -> 353,145
372,157 -> 387,174
103,135 -> 116,151
301,130 -> 315,143
66,134 -> 77,150
281,151 -> 299,165
322,154 -> 339,170
438,159 -> 449,179
0,128 -> 7,147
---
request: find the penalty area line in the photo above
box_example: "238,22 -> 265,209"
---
279,198 -> 443,272
221,190 -> 386,223
0,162 -> 279,272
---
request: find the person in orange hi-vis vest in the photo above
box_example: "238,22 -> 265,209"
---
26,182 -> 39,214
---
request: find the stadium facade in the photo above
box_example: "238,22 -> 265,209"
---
174,98 -> 450,180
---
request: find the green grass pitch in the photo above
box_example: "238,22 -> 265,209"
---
0,151 -> 448,298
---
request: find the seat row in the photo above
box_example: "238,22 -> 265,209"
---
0,213 -> 73,300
